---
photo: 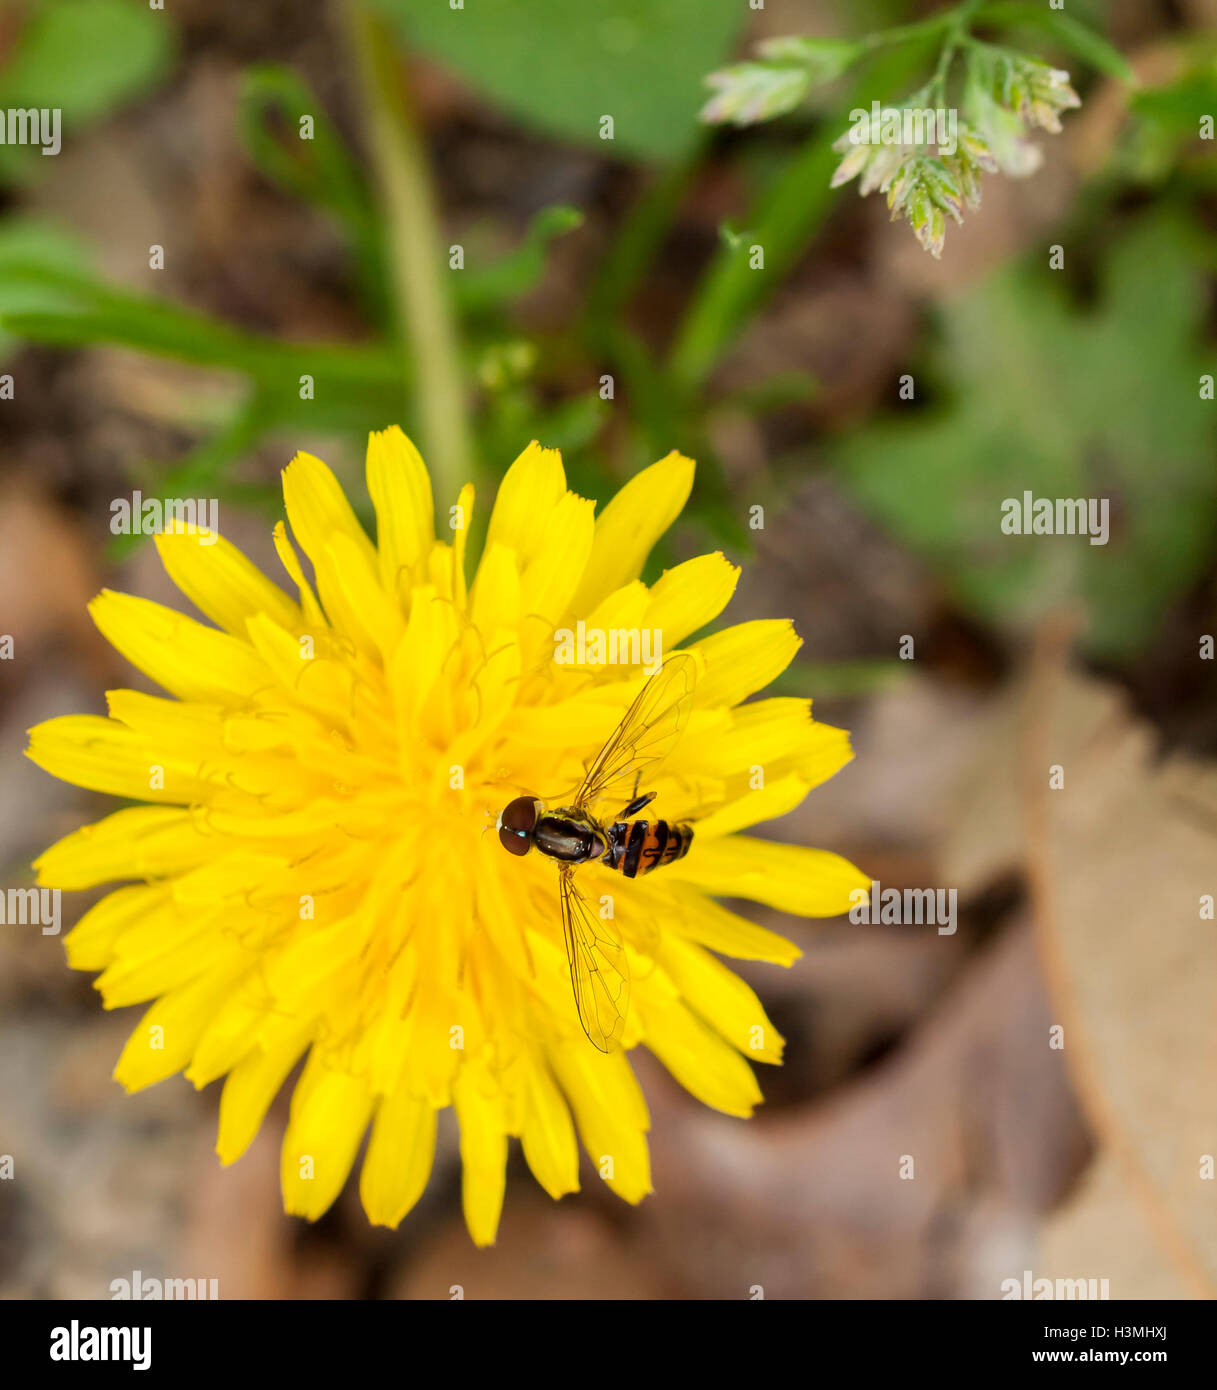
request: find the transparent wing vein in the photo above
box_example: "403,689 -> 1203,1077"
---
574,653 -> 697,815
560,865 -> 629,1053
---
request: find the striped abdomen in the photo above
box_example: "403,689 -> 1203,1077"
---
603,819 -> 694,879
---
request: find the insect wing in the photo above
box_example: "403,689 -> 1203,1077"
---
560,865 -> 629,1052
574,653 -> 697,815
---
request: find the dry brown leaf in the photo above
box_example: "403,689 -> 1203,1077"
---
628,922 -> 1090,1298
942,631 -> 1217,1296
1038,1151 -> 1196,1301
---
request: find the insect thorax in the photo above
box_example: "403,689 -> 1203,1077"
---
534,810 -> 608,864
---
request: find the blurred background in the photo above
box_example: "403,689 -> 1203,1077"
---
1,0 -> 1216,1299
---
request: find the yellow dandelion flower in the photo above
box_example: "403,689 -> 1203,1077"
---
27,430 -> 868,1245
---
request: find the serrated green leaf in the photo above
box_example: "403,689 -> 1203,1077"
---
834,215 -> 1214,659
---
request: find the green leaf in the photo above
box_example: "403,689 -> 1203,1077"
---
770,659 -> 907,699
238,66 -> 381,260
0,0 -> 174,184
0,218 -> 93,357
721,372 -> 818,414
834,216 -> 1214,659
1131,65 -> 1217,135
718,221 -> 754,251
371,0 -> 745,161
0,255 -> 407,400
978,2 -> 1135,83
0,0 -> 174,121
455,205 -> 584,314
535,390 -> 607,454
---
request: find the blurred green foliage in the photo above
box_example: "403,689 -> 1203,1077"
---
0,0 -> 173,184
371,0 -> 745,162
835,216 -> 1216,659
0,218 -> 92,357
237,65 -> 388,321
0,0 -> 1211,665
976,2 -> 1133,82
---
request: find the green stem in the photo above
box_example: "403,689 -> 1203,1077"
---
583,149 -> 700,350
862,11 -> 955,51
343,0 -> 474,508
931,0 -> 984,100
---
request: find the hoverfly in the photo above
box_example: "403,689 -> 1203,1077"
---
494,653 -> 697,1053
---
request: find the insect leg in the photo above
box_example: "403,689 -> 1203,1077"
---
617,770 -> 655,818
618,789 -> 657,819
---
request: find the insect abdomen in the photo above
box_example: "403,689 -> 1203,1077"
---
605,819 -> 694,878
